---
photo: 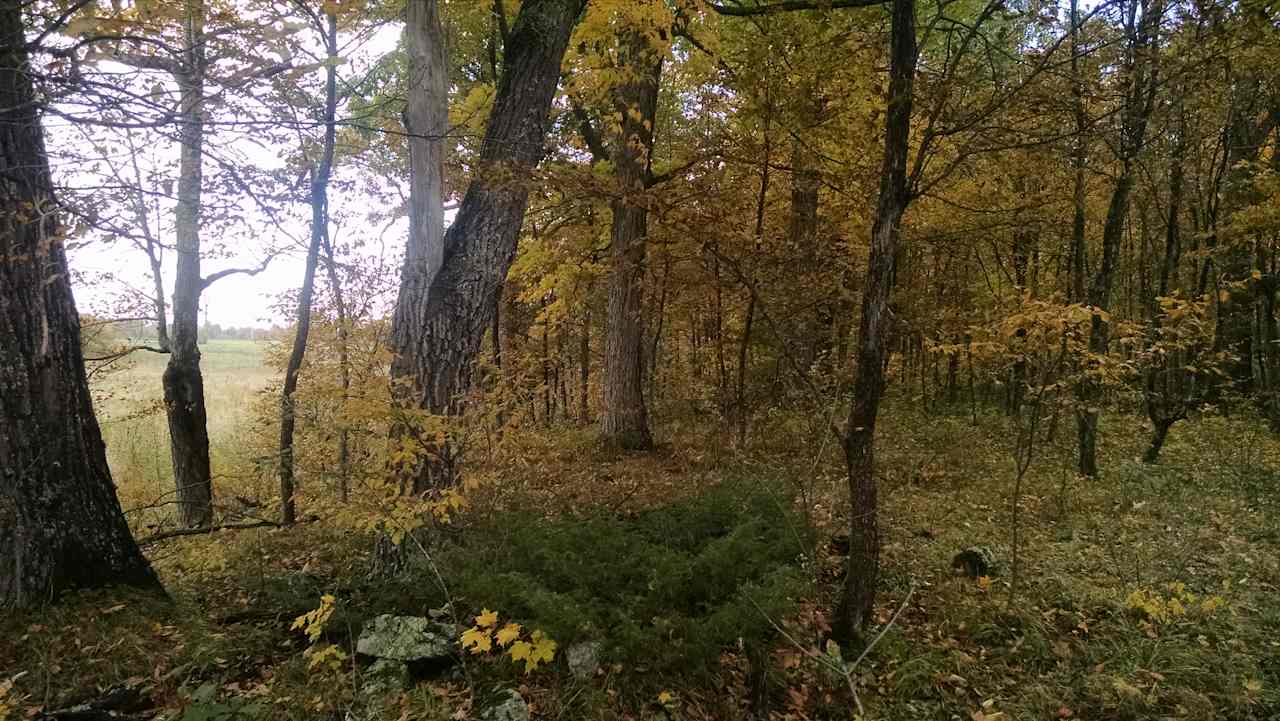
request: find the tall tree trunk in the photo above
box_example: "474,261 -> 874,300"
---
835,0 -> 915,644
388,0 -> 585,488
1143,95 -> 1186,463
601,39 -> 661,451
579,307 -> 591,423
321,236 -> 351,500
1068,0 -> 1087,304
388,0 -> 450,492
1,0 -> 161,607
279,10 -> 338,524
737,105 -> 772,448
1076,0 -> 1160,477
163,0 -> 213,528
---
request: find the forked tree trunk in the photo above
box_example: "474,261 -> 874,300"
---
1,0 -> 161,607
388,0 -> 585,489
836,0 -> 916,644
601,38 -> 661,451
163,0 -> 213,528
279,10 -> 339,524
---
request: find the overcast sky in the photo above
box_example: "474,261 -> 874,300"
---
59,19 -> 405,330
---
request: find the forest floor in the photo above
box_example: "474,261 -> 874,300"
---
4,362 -> 1280,720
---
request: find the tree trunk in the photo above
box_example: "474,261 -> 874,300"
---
163,0 -> 213,528
388,0 -> 585,488
1068,0 -> 1087,304
279,10 -> 338,525
1,0 -> 161,607
601,38 -> 660,451
1076,0 -> 1160,477
388,0 -> 450,492
579,307 -> 591,424
321,236 -> 351,500
835,0 -> 915,644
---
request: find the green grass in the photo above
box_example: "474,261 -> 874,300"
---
92,339 -> 278,527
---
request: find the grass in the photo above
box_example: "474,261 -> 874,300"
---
92,339 -> 278,527
4,349 -> 1280,720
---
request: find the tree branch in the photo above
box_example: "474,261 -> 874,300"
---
707,0 -> 888,16
200,253 -> 278,290
136,520 -> 280,546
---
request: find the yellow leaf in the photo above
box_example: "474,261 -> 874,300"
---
495,623 -> 522,648
658,690 -> 675,705
977,575 -> 992,591
461,626 -> 492,654
475,609 -> 498,628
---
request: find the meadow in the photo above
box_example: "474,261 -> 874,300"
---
93,339 -> 279,529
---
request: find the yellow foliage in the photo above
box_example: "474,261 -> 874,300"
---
460,610 -> 557,673
291,594 -> 338,644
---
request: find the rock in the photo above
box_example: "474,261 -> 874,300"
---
951,546 -> 996,577
476,687 -> 529,721
566,640 -> 602,680
360,658 -> 409,696
356,615 -> 456,662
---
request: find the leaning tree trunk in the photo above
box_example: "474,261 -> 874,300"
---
388,0 -> 586,490
836,0 -> 916,644
162,0 -> 213,528
279,9 -> 338,524
1,0 -> 161,607
600,38 -> 661,451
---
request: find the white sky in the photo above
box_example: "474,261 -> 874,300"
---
60,20 -> 406,330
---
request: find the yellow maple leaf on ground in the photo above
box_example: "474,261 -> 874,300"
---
475,609 -> 498,628
461,626 -> 492,654
495,623 -> 522,648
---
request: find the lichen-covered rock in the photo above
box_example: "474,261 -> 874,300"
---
356,615 -> 456,661
476,687 -> 529,721
951,546 -> 996,577
566,640 -> 602,680
360,658 -> 409,696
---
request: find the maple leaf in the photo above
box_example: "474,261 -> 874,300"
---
657,690 -> 675,705
461,626 -> 492,654
475,609 -> 499,628
495,623 -> 522,648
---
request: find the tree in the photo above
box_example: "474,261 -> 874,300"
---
1076,0 -> 1162,477
834,0 -> 916,643
387,0 -> 586,490
279,4 -> 340,525
600,26 -> 663,451
0,0 -> 160,607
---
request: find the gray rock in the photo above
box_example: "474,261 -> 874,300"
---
360,658 -> 409,696
476,688 -> 529,721
356,615 -> 456,661
566,641 -> 602,680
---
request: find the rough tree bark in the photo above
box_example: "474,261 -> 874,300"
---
835,0 -> 916,644
601,36 -> 661,451
162,0 -> 213,528
388,0 -> 586,489
278,9 -> 338,524
1,0 -> 161,607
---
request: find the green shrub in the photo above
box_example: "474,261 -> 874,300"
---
430,480 -> 811,694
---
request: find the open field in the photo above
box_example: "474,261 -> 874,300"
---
92,339 -> 279,526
